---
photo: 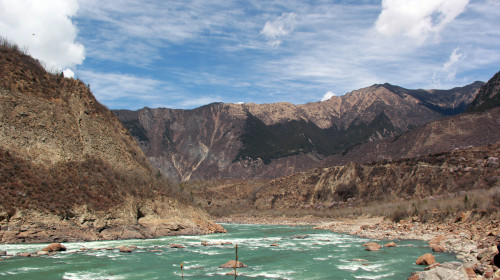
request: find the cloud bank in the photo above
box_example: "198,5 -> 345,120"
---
0,0 -> 85,70
375,0 -> 469,43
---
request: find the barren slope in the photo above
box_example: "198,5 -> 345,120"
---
0,42 -> 224,244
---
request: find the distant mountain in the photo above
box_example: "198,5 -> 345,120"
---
0,41 -> 224,244
187,73 -> 500,213
467,71 -> 500,112
114,81 -> 482,181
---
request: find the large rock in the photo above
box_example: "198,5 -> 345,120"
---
219,260 -> 248,268
363,242 -> 382,251
417,262 -> 468,280
118,246 -> 133,253
42,243 -> 67,252
416,253 -> 436,265
430,244 -> 445,252
477,246 -> 497,263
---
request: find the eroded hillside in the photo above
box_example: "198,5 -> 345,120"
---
0,41 -> 224,244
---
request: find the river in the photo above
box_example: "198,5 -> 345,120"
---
0,224 -> 457,279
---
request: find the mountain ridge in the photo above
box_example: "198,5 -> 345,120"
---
114,80 -> 483,181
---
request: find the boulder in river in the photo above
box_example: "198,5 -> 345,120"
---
384,242 -> 397,247
42,243 -> 67,252
430,244 -> 445,252
416,253 -> 436,265
17,252 -> 31,257
363,242 -> 382,251
118,246 -> 133,253
170,244 -> 186,249
219,260 -> 248,268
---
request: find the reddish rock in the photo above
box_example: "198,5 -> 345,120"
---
465,267 -> 476,279
430,244 -> 445,252
219,260 -> 248,268
416,253 -> 436,265
170,244 -> 186,249
365,245 -> 381,251
424,263 -> 441,270
118,246 -> 133,253
17,252 -> 31,257
42,243 -> 67,252
428,235 -> 446,245
384,242 -> 397,247
201,241 -> 211,246
407,273 -> 419,280
270,243 -> 279,247
363,242 -> 382,251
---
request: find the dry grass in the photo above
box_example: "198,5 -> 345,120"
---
242,187 -> 500,223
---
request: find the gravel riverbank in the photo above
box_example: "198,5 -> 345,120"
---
216,214 -> 500,279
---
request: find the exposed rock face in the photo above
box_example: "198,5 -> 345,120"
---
188,142 -> 500,213
0,42 -> 224,244
467,71 -> 500,112
114,82 -> 482,181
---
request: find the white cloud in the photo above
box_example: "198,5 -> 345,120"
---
321,91 -> 335,102
0,0 -> 85,70
261,12 -> 297,47
63,68 -> 75,78
375,0 -> 469,44
443,47 -> 464,70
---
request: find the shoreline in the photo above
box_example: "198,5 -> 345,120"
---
216,214 -> 500,278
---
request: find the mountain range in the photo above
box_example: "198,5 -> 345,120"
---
114,80 -> 484,181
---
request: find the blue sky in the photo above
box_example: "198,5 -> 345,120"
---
1,0 -> 499,109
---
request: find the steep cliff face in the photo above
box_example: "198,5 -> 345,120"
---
0,43 -> 224,244
114,81 -> 482,181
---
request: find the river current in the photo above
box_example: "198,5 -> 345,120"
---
0,224 -> 457,279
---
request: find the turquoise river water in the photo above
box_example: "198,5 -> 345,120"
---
0,224 -> 457,279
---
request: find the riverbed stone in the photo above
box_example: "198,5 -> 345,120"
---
42,243 -> 66,252
170,244 -> 185,248
219,260 -> 247,268
430,244 -> 445,252
118,246 -> 133,253
417,262 -> 468,280
384,242 -> 397,247
416,253 -> 435,265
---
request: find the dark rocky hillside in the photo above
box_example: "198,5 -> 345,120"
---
467,71 -> 500,112
114,80 -> 482,181
0,41 -> 224,244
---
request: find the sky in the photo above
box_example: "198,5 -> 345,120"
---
0,0 -> 499,110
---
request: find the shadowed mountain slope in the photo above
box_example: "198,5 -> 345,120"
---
115,80 -> 483,181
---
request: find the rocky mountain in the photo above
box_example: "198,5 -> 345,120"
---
467,71 -> 500,112
0,41 -> 224,244
114,81 -> 483,181
185,71 -> 500,214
